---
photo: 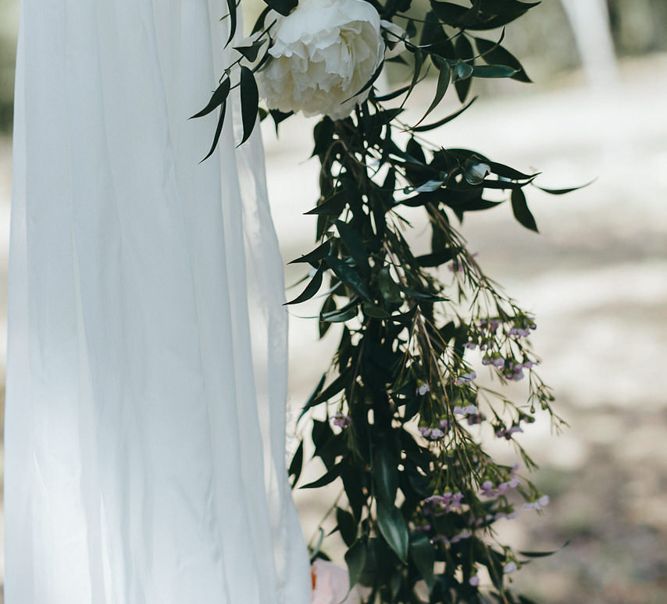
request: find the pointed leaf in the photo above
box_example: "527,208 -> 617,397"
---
285,265 -> 324,305
191,78 -> 231,119
412,96 -> 478,133
239,66 -> 259,146
475,36 -> 531,82
200,101 -> 227,162
415,59 -> 451,126
345,540 -> 367,588
336,507 -> 357,547
376,501 -> 409,563
373,446 -> 398,504
410,534 -> 435,589
511,188 -> 539,232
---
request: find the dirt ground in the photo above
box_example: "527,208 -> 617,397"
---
1,54 -> 666,602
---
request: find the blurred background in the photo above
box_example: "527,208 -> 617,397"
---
1,0 -> 666,602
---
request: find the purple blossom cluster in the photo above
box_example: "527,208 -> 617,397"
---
331,413 -> 351,429
509,321 -> 536,338
495,424 -> 523,440
416,383 -> 430,396
453,404 -> 478,416
481,355 -> 536,381
418,420 -> 449,442
455,371 -> 477,386
478,319 -> 501,333
422,491 -> 464,514
479,477 -> 520,499
433,528 -> 472,546
452,404 -> 485,425
482,354 -> 506,369
523,495 -> 550,511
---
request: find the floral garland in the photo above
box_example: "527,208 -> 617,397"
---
196,1 -> 578,601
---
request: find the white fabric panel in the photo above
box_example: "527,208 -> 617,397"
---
4,2 -> 311,602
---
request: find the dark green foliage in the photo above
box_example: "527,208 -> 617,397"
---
196,1 -> 583,601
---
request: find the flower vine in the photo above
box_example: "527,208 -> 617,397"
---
196,1 -> 579,601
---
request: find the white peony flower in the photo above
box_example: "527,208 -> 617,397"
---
258,0 -> 385,120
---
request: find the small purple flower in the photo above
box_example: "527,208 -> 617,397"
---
480,319 -> 500,332
469,575 -> 480,587
438,419 -> 450,431
417,383 -> 430,396
496,425 -> 524,440
480,481 -> 496,497
524,495 -> 550,511
455,371 -> 477,385
467,412 -> 485,425
331,413 -> 352,429
522,360 -> 536,369
420,426 -> 446,442
503,562 -> 517,574
423,491 -> 463,514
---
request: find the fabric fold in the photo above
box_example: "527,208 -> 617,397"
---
4,1 -> 311,602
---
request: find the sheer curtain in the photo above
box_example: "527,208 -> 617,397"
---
4,1 -> 311,602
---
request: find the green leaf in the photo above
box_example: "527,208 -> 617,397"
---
239,66 -> 259,146
305,191 -> 347,216
362,303 -> 391,319
321,301 -> 359,324
288,441 -> 304,486
191,78 -> 231,119
200,101 -> 227,162
416,58 -> 450,127
325,256 -> 372,300
488,160 -> 538,181
225,0 -> 237,46
376,500 -> 409,563
373,445 -> 398,504
344,60 -> 385,104
511,188 -> 539,232
412,96 -> 478,133
301,463 -> 341,489
345,540 -> 367,588
270,109 -> 293,134
377,268 -> 402,306
454,61 -> 474,80
535,179 -> 596,195
263,0 -> 297,16
519,541 -> 570,558
285,265 -> 324,305
234,41 -> 263,63
410,534 -> 435,589
475,36 -> 531,82
416,249 -> 456,268
472,65 -> 519,78
302,369 -> 352,417
298,373 -> 326,421
336,220 -> 370,274
288,241 -> 331,266
454,35 -> 474,102
336,507 -> 357,547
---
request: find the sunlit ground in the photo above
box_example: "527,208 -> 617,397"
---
1,54 -> 666,602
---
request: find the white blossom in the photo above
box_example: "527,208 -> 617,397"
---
259,0 -> 385,120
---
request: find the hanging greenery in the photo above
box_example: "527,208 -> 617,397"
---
196,1 -> 579,601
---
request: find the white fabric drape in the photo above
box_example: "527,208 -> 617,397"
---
4,1 -> 311,602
